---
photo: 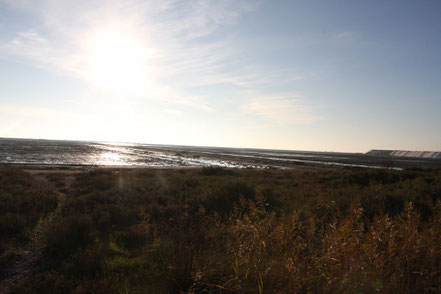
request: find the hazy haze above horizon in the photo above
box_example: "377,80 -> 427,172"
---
1,0 -> 440,152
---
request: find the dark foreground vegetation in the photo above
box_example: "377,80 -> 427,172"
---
0,168 -> 57,275
2,166 -> 441,293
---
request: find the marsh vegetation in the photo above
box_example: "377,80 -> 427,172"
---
1,167 -> 441,293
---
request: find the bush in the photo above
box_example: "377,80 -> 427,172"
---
46,215 -> 95,257
203,182 -> 255,215
0,168 -> 57,270
4,167 -> 441,293
11,271 -> 74,294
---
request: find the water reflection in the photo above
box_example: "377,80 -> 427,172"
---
96,151 -> 127,165
0,138 -> 411,170
86,144 -> 254,168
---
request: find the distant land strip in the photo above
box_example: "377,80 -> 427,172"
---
367,150 -> 441,159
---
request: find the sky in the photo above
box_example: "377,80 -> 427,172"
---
0,0 -> 440,152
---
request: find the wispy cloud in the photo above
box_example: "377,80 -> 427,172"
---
188,65 -> 304,88
9,30 -> 46,46
243,95 -> 321,125
0,0 -> 257,110
1,0 -> 255,74
0,0 -> 320,124
0,121 -> 21,136
0,103 -> 69,118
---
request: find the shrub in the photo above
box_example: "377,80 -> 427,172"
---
203,182 -> 255,215
5,167 -> 441,293
46,215 -> 95,257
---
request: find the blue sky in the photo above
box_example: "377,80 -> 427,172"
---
0,0 -> 440,152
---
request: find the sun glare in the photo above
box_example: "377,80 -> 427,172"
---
84,27 -> 150,93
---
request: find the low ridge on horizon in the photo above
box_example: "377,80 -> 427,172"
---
367,149 -> 441,159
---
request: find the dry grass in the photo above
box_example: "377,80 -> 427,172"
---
0,168 -> 57,275
3,167 -> 441,293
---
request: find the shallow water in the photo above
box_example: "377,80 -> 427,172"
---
0,138 -> 265,168
2,138 -> 439,170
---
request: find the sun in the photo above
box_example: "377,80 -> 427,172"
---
84,27 -> 150,93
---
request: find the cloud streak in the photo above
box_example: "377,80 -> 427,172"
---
243,95 -> 321,125
0,1 -> 257,109
1,0 -> 255,75
1,0 -> 319,124
0,103 -> 70,118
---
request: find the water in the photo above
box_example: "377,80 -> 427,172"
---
1,138 -> 440,169
0,138 -> 259,168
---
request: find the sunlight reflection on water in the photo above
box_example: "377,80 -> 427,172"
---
85,144 -> 253,168
0,138 -> 412,170
88,145 -> 133,166
96,151 -> 126,165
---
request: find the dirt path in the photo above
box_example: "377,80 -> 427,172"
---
0,172 -> 76,294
